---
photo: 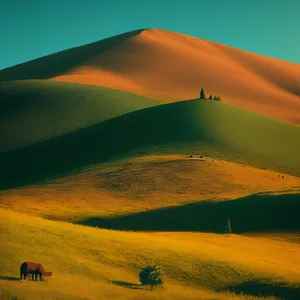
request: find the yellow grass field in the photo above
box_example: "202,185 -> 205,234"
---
1,156 -> 300,299
1,208 -> 300,300
1,156 -> 300,221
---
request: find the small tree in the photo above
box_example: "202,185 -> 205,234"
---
209,94 -> 212,99
225,218 -> 232,235
139,265 -> 163,290
213,96 -> 221,101
200,88 -> 206,99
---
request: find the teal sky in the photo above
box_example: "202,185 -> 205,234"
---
1,0 -> 299,69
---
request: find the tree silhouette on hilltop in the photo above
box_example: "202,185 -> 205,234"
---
200,88 -> 206,99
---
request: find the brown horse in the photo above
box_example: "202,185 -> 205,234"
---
20,262 -> 52,281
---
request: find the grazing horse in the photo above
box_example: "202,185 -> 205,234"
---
20,262 -> 52,281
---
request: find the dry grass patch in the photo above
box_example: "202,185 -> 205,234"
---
1,156 -> 299,221
0,208 -> 299,299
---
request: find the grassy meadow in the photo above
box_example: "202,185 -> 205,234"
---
1,208 -> 300,300
1,154 -> 300,299
1,155 -> 300,221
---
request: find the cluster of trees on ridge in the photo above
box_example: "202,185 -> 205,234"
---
200,88 -> 221,101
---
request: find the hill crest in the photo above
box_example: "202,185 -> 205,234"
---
1,29 -> 300,124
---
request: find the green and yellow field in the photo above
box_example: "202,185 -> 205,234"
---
1,152 -> 300,299
1,208 -> 300,300
1,99 -> 300,190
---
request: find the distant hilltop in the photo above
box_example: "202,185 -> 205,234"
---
1,28 -> 300,124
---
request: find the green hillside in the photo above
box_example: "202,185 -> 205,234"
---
1,99 -> 300,189
0,80 -> 159,151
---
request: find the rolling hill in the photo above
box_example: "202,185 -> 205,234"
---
1,155 -> 299,221
2,24 -> 300,300
1,99 -> 300,190
1,207 -> 300,300
79,192 -> 300,233
1,29 -> 300,124
0,80 -> 158,151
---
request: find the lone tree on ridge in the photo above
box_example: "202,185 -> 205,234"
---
209,94 -> 213,99
200,88 -> 206,99
139,265 -> 163,290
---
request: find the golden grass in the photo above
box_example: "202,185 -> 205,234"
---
1,208 -> 294,300
1,155 -> 299,221
1,156 -> 299,299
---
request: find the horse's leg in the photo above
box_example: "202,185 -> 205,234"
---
32,273 -> 34,281
24,273 -> 27,280
39,273 -> 43,281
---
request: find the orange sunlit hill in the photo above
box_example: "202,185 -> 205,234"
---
1,29 -> 300,124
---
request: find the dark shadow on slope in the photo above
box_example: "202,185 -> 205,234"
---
0,29 -> 144,81
225,280 -> 300,300
110,280 -> 144,290
78,193 -> 300,233
0,275 -> 19,281
0,101 -> 221,190
1,100 -> 300,190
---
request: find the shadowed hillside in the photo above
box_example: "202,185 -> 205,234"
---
1,29 -> 300,124
225,280 -> 300,300
0,100 -> 300,189
0,30 -> 143,80
0,80 -> 158,151
78,192 -> 300,233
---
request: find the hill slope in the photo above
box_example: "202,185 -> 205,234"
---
1,29 -> 300,124
1,155 -> 300,221
0,80 -> 158,151
1,208 -> 300,300
79,192 -> 300,233
1,100 -> 299,189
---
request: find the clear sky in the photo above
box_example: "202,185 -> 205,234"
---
1,0 -> 299,69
